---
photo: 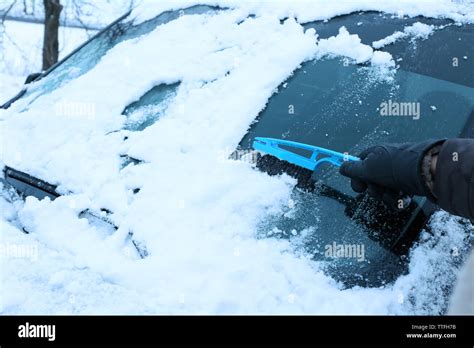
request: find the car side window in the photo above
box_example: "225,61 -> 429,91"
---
122,82 -> 180,132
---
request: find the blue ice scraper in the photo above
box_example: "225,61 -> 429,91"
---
252,137 -> 359,171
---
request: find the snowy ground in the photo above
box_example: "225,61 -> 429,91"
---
0,20 -> 94,103
1,0 -> 473,314
0,0 -> 134,28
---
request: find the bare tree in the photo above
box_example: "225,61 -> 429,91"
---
42,0 -> 62,70
22,0 -> 36,15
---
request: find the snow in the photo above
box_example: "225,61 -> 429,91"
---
1,1 -> 473,314
1,20 -> 91,76
131,0 -> 474,25
0,0 -> 134,29
316,26 -> 374,64
314,26 -> 395,83
0,73 -> 22,105
404,22 -> 435,39
372,22 -> 435,49
2,190 -> 471,314
371,51 -> 395,67
372,31 -> 407,49
315,26 -> 395,71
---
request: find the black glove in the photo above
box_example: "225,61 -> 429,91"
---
339,139 -> 445,207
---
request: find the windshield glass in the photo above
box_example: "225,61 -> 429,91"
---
8,5 -> 220,111
304,12 -> 474,87
122,82 -> 180,132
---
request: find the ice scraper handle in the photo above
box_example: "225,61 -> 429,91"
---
252,137 -> 413,209
252,137 -> 359,171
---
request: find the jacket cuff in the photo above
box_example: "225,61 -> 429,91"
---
415,139 -> 445,202
434,139 -> 474,220
421,143 -> 443,200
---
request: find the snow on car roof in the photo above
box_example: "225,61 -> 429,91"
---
131,0 -> 474,25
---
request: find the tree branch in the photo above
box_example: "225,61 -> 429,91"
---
1,0 -> 18,23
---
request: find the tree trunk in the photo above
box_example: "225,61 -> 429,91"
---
42,0 -> 62,71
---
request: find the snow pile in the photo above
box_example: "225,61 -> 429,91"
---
371,51 -> 395,67
1,190 -> 471,314
404,22 -> 436,39
372,22 -> 435,49
315,26 -> 395,69
314,26 -> 396,82
316,27 -> 373,64
390,212 -> 474,314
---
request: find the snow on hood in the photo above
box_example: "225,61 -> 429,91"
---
0,2 -> 472,314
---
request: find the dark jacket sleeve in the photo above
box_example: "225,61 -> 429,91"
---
433,138 -> 474,221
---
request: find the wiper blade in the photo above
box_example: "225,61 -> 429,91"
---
1,166 -> 148,259
3,166 -> 59,200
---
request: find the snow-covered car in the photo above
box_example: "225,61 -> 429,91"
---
1,1 -> 473,313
